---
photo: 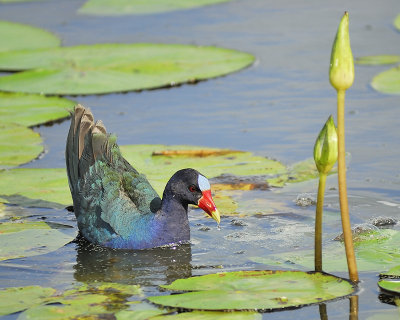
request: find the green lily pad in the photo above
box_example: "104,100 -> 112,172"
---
0,122 -> 43,169
371,66 -> 400,94
355,55 -> 400,65
0,220 -> 76,261
0,168 -> 71,208
0,43 -> 254,95
120,145 -> 287,195
79,0 -> 233,15
17,282 -> 142,320
115,309 -> 167,320
395,13 -> 400,31
148,270 -> 355,311
151,311 -> 262,320
0,286 -> 56,316
380,265 -> 400,279
0,21 -> 60,53
254,229 -> 400,273
0,92 -> 75,127
378,279 -> 400,295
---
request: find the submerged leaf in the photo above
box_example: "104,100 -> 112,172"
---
0,43 -> 254,95
371,66 -> 400,95
148,270 -> 355,311
0,20 -> 60,53
78,0 -> 233,15
0,122 -> 43,169
0,92 -> 75,127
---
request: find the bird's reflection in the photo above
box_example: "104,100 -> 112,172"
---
73,236 -> 192,288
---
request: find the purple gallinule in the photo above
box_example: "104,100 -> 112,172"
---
66,105 -> 220,249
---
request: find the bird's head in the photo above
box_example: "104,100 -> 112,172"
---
165,168 -> 220,224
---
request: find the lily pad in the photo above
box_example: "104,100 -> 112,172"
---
395,13 -> 400,31
0,220 -> 76,261
0,43 -> 254,95
18,282 -> 142,320
380,265 -> 400,279
79,0 -> 233,15
148,270 -> 355,311
371,66 -> 400,95
0,168 -> 71,207
378,279 -> 400,296
253,229 -> 400,273
151,311 -> 262,320
0,20 -> 60,53
0,286 -> 56,316
0,122 -> 43,169
0,92 -> 75,127
355,55 -> 400,65
120,145 -> 286,195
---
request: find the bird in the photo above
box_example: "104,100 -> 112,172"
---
66,104 -> 220,250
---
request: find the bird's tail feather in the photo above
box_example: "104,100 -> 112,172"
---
66,104 -> 111,198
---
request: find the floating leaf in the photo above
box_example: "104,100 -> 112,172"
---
380,265 -> 400,279
0,220 -> 76,261
0,168 -> 70,207
0,43 -> 254,95
371,66 -> 400,95
78,0 -> 233,15
151,311 -> 262,320
378,279 -> 400,295
0,92 -> 75,127
356,55 -> 400,65
0,286 -> 56,316
0,122 -> 43,169
395,13 -> 400,31
148,270 -> 355,311
120,145 -> 286,195
255,229 -> 400,273
0,20 -> 60,53
18,282 -> 142,320
115,309 -> 166,320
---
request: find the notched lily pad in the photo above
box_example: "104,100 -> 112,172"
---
0,286 -> 56,316
0,43 -> 254,95
371,66 -> 400,95
148,270 -> 355,311
0,92 -> 75,127
0,20 -> 60,53
78,0 -> 233,15
0,122 -> 43,169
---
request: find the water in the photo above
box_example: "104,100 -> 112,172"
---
1,0 -> 400,318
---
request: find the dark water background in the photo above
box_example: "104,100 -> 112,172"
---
1,0 -> 400,318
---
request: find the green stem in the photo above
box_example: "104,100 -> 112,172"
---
337,89 -> 359,283
315,173 -> 327,272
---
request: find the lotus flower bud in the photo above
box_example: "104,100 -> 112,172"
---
329,12 -> 354,91
314,115 -> 338,174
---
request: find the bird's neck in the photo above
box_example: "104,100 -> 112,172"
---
156,194 -> 190,244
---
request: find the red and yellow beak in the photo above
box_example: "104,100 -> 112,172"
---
197,189 -> 220,224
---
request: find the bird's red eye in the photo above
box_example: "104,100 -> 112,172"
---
188,185 -> 197,193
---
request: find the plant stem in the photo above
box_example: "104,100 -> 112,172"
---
315,173 -> 327,272
337,89 -> 359,283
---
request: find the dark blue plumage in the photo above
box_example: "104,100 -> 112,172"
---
66,105 -> 220,250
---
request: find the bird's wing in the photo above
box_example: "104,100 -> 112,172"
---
66,105 -> 161,241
